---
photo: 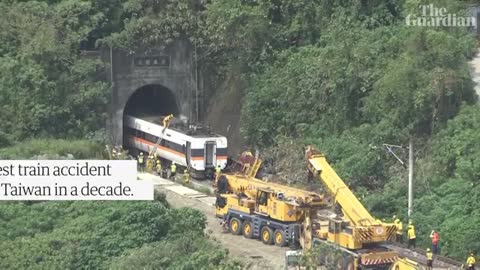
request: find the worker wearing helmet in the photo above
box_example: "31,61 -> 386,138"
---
163,114 -> 174,128
407,221 -> 416,249
215,165 -> 222,182
156,160 -> 162,177
466,253 -> 476,270
137,153 -> 145,172
183,168 -> 190,184
426,248 -> 433,270
170,162 -> 177,181
146,153 -> 154,172
393,216 -> 403,243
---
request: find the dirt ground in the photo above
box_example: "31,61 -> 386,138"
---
155,184 -> 287,270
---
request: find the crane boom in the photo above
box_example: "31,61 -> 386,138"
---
218,174 -> 328,205
307,153 -> 378,227
305,146 -> 396,249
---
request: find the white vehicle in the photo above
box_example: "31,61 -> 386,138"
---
124,114 -> 228,178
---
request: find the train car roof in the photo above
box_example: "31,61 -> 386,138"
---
127,115 -> 224,138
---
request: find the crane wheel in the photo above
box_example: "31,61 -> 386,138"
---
229,218 -> 242,235
242,221 -> 254,239
345,261 -> 354,270
274,229 -> 287,247
340,254 -> 357,270
323,252 -> 335,266
261,226 -> 274,245
335,257 -> 346,269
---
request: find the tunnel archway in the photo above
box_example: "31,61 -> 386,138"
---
122,84 -> 180,151
124,84 -> 179,117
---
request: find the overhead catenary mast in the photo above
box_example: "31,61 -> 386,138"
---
383,139 -> 414,218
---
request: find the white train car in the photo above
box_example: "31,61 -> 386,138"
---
124,114 -> 228,178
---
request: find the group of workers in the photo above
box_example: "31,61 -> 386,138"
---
392,215 -> 476,269
392,215 -> 420,248
136,152 -> 189,183
137,152 -> 160,173
137,149 -> 225,186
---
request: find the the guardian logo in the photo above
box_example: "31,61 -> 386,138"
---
406,4 -> 476,27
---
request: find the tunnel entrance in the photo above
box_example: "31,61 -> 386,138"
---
123,84 -> 180,153
124,84 -> 179,117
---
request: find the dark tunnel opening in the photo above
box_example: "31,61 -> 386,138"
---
124,84 -> 179,117
123,84 -> 180,152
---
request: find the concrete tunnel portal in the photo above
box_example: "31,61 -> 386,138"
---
124,84 -> 179,117
108,41 -> 195,147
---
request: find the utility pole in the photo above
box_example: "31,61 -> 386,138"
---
383,140 -> 414,219
408,138 -> 413,218
194,39 -> 199,122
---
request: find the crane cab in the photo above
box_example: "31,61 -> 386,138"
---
315,213 -> 394,250
314,215 -> 362,249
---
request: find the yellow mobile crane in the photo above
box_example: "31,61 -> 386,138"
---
215,168 -> 330,249
296,147 -> 461,270
306,149 -> 395,239
301,147 -> 399,269
215,149 -> 399,269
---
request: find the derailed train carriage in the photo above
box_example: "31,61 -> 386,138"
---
124,114 -> 228,178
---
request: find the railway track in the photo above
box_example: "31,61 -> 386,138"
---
384,242 -> 463,269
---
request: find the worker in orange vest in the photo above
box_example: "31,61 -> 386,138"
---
430,230 -> 440,254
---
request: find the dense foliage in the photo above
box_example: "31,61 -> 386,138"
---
243,14 -> 475,146
0,139 -> 103,159
0,198 -> 239,269
0,1 -> 109,140
366,105 -> 480,259
1,0 -> 479,265
110,235 -> 239,270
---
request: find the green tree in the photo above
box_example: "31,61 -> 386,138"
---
0,1 -> 109,140
0,199 -> 235,269
364,28 -> 475,137
110,235 -> 242,270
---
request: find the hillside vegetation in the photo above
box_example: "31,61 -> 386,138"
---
0,198 -> 240,269
0,0 -> 479,264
